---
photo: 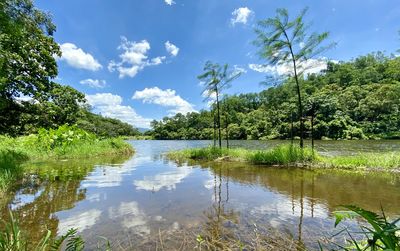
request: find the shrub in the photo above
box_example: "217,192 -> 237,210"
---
37,125 -> 96,151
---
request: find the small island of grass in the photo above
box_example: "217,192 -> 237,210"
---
167,144 -> 400,172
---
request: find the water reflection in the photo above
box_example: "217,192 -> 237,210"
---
108,201 -> 150,235
1,140 -> 400,250
199,161 -> 400,214
133,164 -> 192,192
0,155 -> 131,248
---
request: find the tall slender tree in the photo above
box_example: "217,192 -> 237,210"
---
198,61 -> 241,149
254,8 -> 334,148
223,98 -> 230,149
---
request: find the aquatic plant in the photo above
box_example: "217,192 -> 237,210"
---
0,211 -> 113,251
167,144 -> 317,166
328,205 -> 400,250
247,144 -> 316,165
321,152 -> 400,170
0,211 -> 82,251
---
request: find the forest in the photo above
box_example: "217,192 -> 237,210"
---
149,53 -> 400,140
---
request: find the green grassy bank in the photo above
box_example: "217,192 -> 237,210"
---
0,125 -> 134,195
167,144 -> 400,171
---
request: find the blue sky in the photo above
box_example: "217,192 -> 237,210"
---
36,0 -> 400,128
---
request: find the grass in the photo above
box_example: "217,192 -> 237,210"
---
320,152 -> 400,170
167,144 -> 400,171
0,125 -> 134,196
0,135 -> 133,161
168,144 -> 317,166
0,149 -> 27,197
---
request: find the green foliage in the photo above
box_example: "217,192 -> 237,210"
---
198,61 -> 242,148
0,0 -> 61,134
37,125 -> 95,151
0,0 -> 139,137
77,110 -> 140,138
149,54 -> 400,141
253,7 -> 335,148
168,144 -> 317,165
0,126 -> 134,160
330,205 -> 400,250
0,148 -> 26,195
248,144 -> 315,165
0,210 -> 88,251
0,125 -> 133,196
321,152 -> 400,170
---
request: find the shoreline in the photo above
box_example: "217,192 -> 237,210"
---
0,135 -> 135,195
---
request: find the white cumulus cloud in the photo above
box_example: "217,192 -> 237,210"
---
108,37 -> 166,78
80,79 -> 107,88
165,41 -> 179,57
86,93 -> 152,128
164,0 -> 175,5
132,87 -> 196,115
134,166 -> 192,192
58,209 -> 102,235
248,58 -> 332,76
59,43 -> 102,71
231,7 -> 253,25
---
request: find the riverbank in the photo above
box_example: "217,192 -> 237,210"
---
167,144 -> 400,172
0,126 -> 134,195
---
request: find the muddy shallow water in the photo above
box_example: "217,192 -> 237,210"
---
2,140 -> 400,249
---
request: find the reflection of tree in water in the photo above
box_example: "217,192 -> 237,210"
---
198,167 -> 241,250
198,167 -> 303,250
0,155 -> 130,249
1,180 -> 86,247
197,161 -> 400,215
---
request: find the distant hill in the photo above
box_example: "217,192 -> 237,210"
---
137,128 -> 150,133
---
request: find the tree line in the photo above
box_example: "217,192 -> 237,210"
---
149,53 -> 400,141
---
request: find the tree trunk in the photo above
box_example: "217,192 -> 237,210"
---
213,109 -> 216,147
311,104 -> 315,153
293,69 -> 304,148
283,30 -> 304,149
225,104 -> 229,149
215,87 -> 222,149
290,111 -> 294,145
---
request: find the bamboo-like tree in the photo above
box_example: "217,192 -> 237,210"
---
198,61 -> 241,149
254,8 -> 335,148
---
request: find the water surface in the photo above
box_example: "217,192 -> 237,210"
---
2,140 -> 400,249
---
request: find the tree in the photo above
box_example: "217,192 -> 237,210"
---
254,8 -> 334,148
0,0 -> 61,133
198,61 -> 241,148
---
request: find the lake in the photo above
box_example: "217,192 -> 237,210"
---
2,140 -> 400,250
